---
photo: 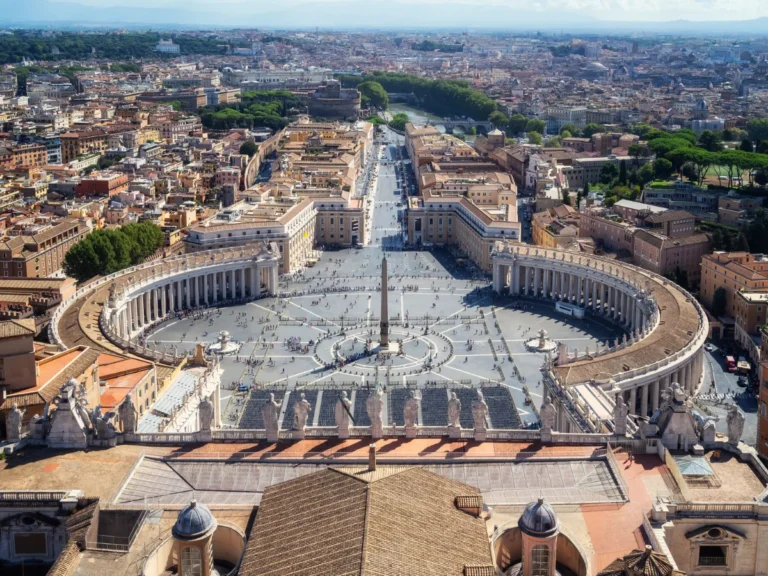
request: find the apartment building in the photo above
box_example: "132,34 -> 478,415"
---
531,204 -> 581,249
581,205 -> 710,285
700,252 -> 768,316
60,131 -> 108,164
406,188 -> 521,271
0,143 -> 48,169
0,218 -> 93,278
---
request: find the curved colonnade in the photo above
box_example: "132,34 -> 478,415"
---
50,245 -> 279,362
492,242 -> 708,431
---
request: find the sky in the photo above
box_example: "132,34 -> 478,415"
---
2,0 -> 768,30
46,0 -> 768,23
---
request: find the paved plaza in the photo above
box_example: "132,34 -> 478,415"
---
145,247 -> 625,431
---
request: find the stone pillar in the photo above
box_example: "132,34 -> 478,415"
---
229,269 -> 235,300
271,266 -> 278,296
629,387 -> 637,416
161,285 -> 167,318
204,273 -> 209,304
568,273 -> 574,302
253,266 -> 261,297
560,271 -> 566,300
137,293 -> 145,327
177,278 -> 183,309
592,280 -> 597,310
169,283 -> 175,314
641,384 -> 649,418
533,267 -> 540,297
651,379 -> 660,412
212,273 -> 218,303
240,269 -> 247,299
214,383 -> 221,428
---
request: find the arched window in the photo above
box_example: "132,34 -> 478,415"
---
531,545 -> 550,576
181,546 -> 202,576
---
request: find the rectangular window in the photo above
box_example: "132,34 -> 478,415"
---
698,546 -> 727,567
14,532 -> 47,556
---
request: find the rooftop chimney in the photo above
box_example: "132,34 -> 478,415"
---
368,443 -> 377,472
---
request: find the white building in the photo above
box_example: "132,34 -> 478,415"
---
156,39 -> 181,55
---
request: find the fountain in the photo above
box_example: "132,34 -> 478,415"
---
525,328 -> 558,353
207,330 -> 240,355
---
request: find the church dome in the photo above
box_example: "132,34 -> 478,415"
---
518,498 -> 559,537
696,99 -> 709,110
172,500 -> 217,540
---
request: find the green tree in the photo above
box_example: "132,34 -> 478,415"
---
560,123 -> 578,136
628,142 -> 643,165
740,138 -> 754,153
544,136 -> 562,147
356,81 -> 389,109
583,182 -> 590,196
653,158 -> 674,180
638,163 -> 655,186
508,114 -> 528,135
747,209 -> 768,254
239,141 -> 258,158
388,113 -> 409,131
561,188 -> 571,206
748,119 -> 768,142
582,123 -> 605,138
698,130 -> 723,152
600,163 -> 619,185
527,131 -> 543,145
711,228 -> 725,250
735,233 -> 750,251
722,128 -> 734,141
758,140 -> 768,155
712,286 -> 727,317
618,160 -> 628,185
560,130 -> 572,139
488,111 -> 508,129
525,119 -> 546,135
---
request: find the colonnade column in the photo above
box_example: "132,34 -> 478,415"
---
177,278 -> 183,309
252,266 -> 260,297
640,384 -> 649,418
629,387 -> 637,416
137,293 -> 145,328
592,281 -> 597,311
161,285 -> 166,319
651,379 -> 660,412
204,274 -> 209,305
240,269 -> 247,299
168,282 -> 175,314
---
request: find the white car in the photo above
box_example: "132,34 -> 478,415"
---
704,343 -> 717,353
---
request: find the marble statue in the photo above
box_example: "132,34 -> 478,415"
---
726,404 -> 745,446
403,390 -> 420,429
95,412 -> 117,440
471,390 -> 488,433
447,392 -> 462,428
27,414 -> 42,440
293,393 -> 311,432
118,396 -> 137,434
262,393 -> 282,442
366,387 -> 384,439
335,391 -> 353,438
90,405 -> 103,434
614,395 -> 629,436
672,382 -> 686,404
198,396 -> 214,432
702,419 -> 716,444
540,395 -> 557,434
6,403 -> 25,441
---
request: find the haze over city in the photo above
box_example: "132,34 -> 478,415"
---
5,0 -> 768,30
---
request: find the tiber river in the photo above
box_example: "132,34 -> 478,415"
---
387,103 -> 476,142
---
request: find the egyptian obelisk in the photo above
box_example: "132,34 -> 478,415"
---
380,256 -> 389,346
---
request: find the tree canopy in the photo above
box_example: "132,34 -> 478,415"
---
336,71 -> 496,122
64,221 -> 164,283
357,81 -> 389,110
198,90 -> 300,131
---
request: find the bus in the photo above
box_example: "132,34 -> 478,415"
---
725,356 -> 736,372
555,301 -> 585,319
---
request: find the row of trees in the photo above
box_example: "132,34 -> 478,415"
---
336,72 -> 497,122
637,128 -> 768,188
198,90 -> 300,131
63,222 -> 165,283
0,31 -> 235,65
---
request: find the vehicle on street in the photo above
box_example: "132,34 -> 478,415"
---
726,355 -> 737,372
